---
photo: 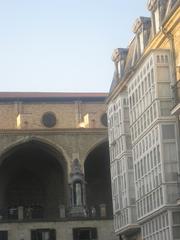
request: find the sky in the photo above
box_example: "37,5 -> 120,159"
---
0,0 -> 149,93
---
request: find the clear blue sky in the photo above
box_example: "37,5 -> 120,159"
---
0,0 -> 149,92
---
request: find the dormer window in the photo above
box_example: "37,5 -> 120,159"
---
166,0 -> 177,15
139,31 -> 145,54
154,7 -> 160,33
111,48 -> 128,80
133,17 -> 151,56
117,61 -> 121,79
148,0 -> 167,35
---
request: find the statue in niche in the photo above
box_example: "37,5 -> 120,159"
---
74,182 -> 82,206
71,159 -> 84,207
91,206 -> 96,217
69,158 -> 86,217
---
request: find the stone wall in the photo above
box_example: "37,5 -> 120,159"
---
0,219 -> 117,240
0,96 -> 115,240
0,130 -> 108,174
0,101 -> 107,129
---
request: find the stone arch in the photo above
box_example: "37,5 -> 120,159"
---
0,136 -> 70,168
84,138 -> 113,218
83,137 -> 108,165
0,136 -> 69,219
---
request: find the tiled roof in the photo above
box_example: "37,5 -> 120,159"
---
0,92 -> 108,101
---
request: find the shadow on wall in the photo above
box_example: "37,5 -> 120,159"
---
84,141 -> 113,218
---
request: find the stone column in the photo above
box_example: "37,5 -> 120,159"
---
75,182 -> 82,206
59,205 -> 65,218
100,204 -> 106,218
18,206 -> 24,220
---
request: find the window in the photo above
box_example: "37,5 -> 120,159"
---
154,9 -> 160,33
73,228 -> 97,240
31,229 -> 56,240
0,231 -> 8,240
162,125 -> 175,140
172,212 -> 180,224
151,69 -> 154,83
42,112 -> 57,128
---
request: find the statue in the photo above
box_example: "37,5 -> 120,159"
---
69,159 -> 86,217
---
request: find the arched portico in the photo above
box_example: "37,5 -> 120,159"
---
0,139 -> 68,219
84,141 -> 113,218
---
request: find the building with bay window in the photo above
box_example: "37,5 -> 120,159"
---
107,1 -> 180,240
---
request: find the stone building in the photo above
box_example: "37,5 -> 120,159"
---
0,92 -> 115,240
107,1 -> 180,240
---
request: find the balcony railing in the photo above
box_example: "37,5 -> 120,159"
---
0,204 -> 113,222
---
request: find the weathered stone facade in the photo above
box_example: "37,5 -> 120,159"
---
0,93 -> 116,240
0,220 -> 114,240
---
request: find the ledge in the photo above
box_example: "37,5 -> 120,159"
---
0,128 -> 108,135
0,216 -> 113,224
171,102 -> 180,115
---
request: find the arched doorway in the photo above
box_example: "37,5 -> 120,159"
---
84,141 -> 113,218
0,140 -> 67,219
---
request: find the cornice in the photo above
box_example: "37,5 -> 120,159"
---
111,48 -> 128,63
107,5 -> 180,105
0,128 -> 108,136
137,204 -> 179,224
106,73 -> 131,104
144,5 -> 180,54
107,47 -> 172,104
147,0 -> 157,11
132,17 -> 151,34
163,4 -> 180,31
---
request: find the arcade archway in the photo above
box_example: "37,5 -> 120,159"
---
0,140 -> 68,219
84,141 -> 113,218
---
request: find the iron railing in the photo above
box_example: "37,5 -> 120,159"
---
0,204 -> 113,222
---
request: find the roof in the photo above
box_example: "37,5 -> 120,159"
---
0,92 -> 108,102
109,0 -> 179,94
